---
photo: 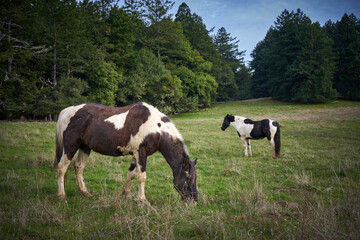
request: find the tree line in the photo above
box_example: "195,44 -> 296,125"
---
0,0 -> 250,119
251,9 -> 360,103
1,1 -> 359,119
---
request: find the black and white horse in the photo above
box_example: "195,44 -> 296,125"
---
55,102 -> 198,202
221,114 -> 281,158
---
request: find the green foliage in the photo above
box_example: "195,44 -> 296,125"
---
235,65 -> 252,99
175,3 -> 251,102
118,48 -> 182,113
213,27 -> 245,101
325,13 -> 360,100
175,3 -> 218,63
251,9 -> 338,103
53,77 -> 89,112
106,7 -> 139,72
1,0 -> 229,118
87,59 -> 122,106
1,1 -> 357,118
250,29 -> 274,98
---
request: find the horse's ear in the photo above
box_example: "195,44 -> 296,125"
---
183,156 -> 190,169
193,158 -> 198,166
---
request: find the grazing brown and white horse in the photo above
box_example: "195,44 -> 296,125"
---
54,102 -> 198,202
221,114 -> 281,158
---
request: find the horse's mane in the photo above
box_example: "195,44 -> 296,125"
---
244,118 -> 255,124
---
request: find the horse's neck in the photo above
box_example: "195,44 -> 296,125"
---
159,136 -> 187,175
231,116 -> 243,130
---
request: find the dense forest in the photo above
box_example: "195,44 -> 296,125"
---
0,1 -> 359,119
251,9 -> 360,103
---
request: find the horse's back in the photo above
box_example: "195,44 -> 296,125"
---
57,102 -> 177,157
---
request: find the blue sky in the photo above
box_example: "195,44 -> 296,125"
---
169,0 -> 360,65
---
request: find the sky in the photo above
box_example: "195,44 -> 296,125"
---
169,0 -> 360,65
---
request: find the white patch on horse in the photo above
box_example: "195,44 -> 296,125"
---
128,103 -> 187,154
105,110 -> 129,130
268,120 -> 276,136
56,104 -> 86,146
232,116 -> 254,138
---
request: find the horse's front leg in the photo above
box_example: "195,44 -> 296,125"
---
122,156 -> 137,198
241,136 -> 248,156
74,148 -> 91,197
136,149 -> 147,202
122,149 -> 148,203
246,139 -> 252,156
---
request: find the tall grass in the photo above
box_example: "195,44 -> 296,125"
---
0,98 -> 359,239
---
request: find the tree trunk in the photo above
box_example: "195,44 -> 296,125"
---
52,31 -> 57,87
7,20 -> 13,78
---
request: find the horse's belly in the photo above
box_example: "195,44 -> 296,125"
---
92,144 -> 133,157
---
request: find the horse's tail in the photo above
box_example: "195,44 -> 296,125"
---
54,112 -> 64,168
274,122 -> 281,158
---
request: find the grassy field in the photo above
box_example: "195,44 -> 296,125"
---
1,98 -> 359,239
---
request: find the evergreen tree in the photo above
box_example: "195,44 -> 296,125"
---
214,27 -> 245,70
328,13 -> 360,100
175,2 -> 223,103
175,3 -> 218,63
106,7 -> 139,72
250,28 -> 274,98
33,0 -> 94,113
214,27 -> 245,100
235,64 -> 252,99
143,0 -> 174,23
86,55 -> 122,106
118,48 -> 182,113
251,9 -> 337,103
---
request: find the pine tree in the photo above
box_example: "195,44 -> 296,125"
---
250,28 -> 275,98
251,9 -> 337,103
330,13 -> 360,100
213,27 -> 246,100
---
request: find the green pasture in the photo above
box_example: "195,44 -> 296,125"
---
0,98 -> 359,239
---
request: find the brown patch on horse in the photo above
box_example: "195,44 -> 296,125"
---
63,103 -> 150,158
244,118 -> 255,124
161,116 -> 170,123
138,133 -> 161,172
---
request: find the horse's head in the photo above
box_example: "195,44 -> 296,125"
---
174,157 -> 198,203
221,114 -> 234,131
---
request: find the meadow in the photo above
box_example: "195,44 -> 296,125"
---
0,98 -> 359,239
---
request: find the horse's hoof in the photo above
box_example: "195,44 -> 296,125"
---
137,199 -> 150,208
58,193 -> 66,199
81,191 -> 92,197
122,190 -> 132,199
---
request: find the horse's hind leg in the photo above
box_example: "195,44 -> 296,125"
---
122,156 -> 137,198
270,139 -> 276,158
269,131 -> 278,158
56,154 -> 71,199
74,147 -> 91,197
